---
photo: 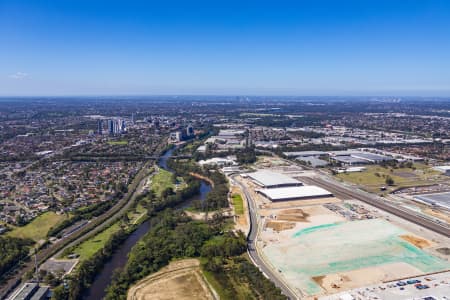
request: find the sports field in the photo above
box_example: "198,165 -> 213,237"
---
263,218 -> 450,296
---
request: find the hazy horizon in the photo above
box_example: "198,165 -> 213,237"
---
1,0 -> 450,96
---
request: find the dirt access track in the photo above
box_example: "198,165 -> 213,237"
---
127,258 -> 217,300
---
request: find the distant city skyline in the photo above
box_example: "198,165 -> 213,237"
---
1,0 -> 450,96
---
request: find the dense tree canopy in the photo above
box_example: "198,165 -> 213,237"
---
0,236 -> 34,280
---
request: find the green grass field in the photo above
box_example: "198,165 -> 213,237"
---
151,169 -> 175,196
336,163 -> 442,193
232,194 -> 244,215
68,223 -> 121,261
64,203 -> 147,261
107,140 -> 128,145
8,212 -> 68,242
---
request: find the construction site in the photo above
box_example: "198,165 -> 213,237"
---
239,168 -> 450,298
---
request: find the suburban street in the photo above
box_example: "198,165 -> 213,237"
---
0,162 -> 153,300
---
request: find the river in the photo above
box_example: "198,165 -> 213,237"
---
83,147 -> 211,299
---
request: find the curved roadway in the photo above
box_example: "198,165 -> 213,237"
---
231,175 -> 298,300
231,168 -> 450,300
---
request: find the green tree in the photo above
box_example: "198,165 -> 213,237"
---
385,176 -> 395,186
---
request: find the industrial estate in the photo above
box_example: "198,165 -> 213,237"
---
4,0 -> 450,299
1,97 -> 449,300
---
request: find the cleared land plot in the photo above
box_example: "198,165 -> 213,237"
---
40,259 -> 78,275
266,221 -> 296,232
260,205 -> 341,228
336,164 -> 442,193
400,234 -> 434,249
313,262 -> 422,294
424,207 -> 450,224
277,208 -> 309,222
262,218 -> 450,296
8,212 -> 68,242
127,259 -> 216,300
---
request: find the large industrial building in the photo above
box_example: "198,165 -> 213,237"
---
282,151 -> 327,158
415,192 -> 450,210
296,156 -> 329,167
257,185 -> 333,201
8,283 -> 49,300
247,170 -> 303,188
433,165 -> 450,176
330,150 -> 393,166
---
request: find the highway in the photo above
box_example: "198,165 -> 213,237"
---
232,175 -> 298,300
299,175 -> 450,238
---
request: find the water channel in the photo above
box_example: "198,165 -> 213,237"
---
83,148 -> 211,299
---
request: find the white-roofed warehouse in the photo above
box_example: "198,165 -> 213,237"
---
247,170 -> 302,188
257,185 -> 333,201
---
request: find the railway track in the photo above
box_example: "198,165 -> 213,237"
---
300,176 -> 450,238
0,162 -> 152,300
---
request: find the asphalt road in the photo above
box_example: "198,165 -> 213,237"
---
232,175 -> 298,300
299,176 -> 450,238
232,170 -> 449,300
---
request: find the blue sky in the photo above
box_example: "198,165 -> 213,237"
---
1,0 -> 450,96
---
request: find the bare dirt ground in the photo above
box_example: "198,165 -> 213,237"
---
277,208 -> 310,221
436,247 -> 450,255
261,197 -> 340,209
400,234 -> 434,249
423,208 -> 450,224
127,259 -> 217,300
266,221 -> 296,232
312,262 -> 423,294
185,208 -> 233,221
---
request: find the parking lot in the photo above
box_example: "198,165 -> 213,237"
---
319,271 -> 450,300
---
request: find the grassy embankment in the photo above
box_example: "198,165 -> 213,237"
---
62,203 -> 147,261
151,168 -> 186,196
151,169 -> 175,196
231,194 -> 244,215
107,140 -> 129,145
